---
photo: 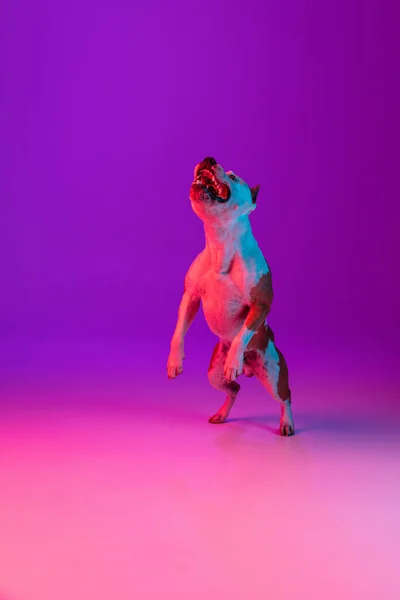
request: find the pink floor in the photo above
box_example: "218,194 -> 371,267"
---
0,343 -> 399,600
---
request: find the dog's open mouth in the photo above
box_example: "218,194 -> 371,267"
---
193,169 -> 230,203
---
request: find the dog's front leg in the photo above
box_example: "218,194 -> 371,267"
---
224,303 -> 269,383
167,290 -> 200,379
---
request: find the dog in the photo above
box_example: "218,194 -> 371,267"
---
167,157 -> 295,436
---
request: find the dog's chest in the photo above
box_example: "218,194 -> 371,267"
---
200,270 -> 244,309
197,263 -> 250,336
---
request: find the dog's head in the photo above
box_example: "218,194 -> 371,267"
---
189,157 -> 260,224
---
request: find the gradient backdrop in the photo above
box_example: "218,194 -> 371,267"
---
1,2 -> 400,599
1,0 -> 399,363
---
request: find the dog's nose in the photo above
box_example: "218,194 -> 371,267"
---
199,157 -> 217,171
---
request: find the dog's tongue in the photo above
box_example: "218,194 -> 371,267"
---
218,183 -> 229,200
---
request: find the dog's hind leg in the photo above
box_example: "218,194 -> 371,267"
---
208,342 -> 240,424
250,340 -> 295,436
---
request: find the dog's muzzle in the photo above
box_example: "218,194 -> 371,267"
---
191,157 -> 230,203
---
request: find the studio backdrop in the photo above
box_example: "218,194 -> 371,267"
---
1,0 -> 399,366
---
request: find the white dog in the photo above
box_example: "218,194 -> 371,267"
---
167,157 -> 294,436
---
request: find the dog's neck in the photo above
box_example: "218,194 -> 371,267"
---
203,215 -> 256,274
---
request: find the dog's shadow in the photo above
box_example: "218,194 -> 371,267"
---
225,415 -> 280,436
225,411 -> 397,439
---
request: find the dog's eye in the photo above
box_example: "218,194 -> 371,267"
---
228,174 -> 237,181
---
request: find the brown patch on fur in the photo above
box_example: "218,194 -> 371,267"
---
247,322 -> 275,351
276,348 -> 291,402
244,340 -> 291,404
246,272 -> 273,332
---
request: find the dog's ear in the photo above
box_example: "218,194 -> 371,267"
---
250,185 -> 260,203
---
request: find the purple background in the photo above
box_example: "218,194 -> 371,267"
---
1,0 -> 399,376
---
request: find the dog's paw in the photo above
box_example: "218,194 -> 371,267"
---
279,419 -> 295,436
224,348 -> 244,383
167,351 -> 185,379
208,411 -> 228,424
